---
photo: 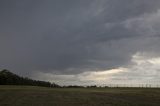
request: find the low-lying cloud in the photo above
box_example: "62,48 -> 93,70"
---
1,0 -> 160,85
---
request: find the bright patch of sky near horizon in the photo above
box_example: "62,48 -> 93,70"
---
32,52 -> 160,85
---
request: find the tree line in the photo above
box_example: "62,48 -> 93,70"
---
0,69 -> 59,87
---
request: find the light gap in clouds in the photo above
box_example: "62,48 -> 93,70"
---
31,52 -> 160,86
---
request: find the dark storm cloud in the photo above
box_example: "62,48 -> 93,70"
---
1,0 -> 160,75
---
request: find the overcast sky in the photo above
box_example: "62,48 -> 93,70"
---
1,0 -> 160,85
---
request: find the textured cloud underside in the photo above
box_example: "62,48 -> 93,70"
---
1,0 -> 160,85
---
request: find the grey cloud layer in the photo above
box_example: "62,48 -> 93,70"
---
1,0 -> 160,76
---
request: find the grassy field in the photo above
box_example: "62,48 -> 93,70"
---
0,86 -> 160,106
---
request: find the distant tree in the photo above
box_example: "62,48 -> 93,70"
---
87,85 -> 97,88
64,85 -> 85,88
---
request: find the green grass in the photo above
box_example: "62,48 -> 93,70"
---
0,86 -> 160,106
